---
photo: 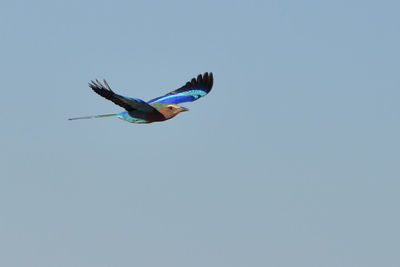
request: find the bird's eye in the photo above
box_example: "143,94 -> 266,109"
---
168,106 -> 174,110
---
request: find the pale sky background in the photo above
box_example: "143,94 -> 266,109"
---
1,0 -> 399,266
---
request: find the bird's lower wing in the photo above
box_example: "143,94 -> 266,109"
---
89,80 -> 165,121
147,72 -> 213,104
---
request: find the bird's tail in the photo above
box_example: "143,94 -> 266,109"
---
68,113 -> 118,121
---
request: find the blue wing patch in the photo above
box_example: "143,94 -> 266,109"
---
148,72 -> 213,104
149,90 -> 207,104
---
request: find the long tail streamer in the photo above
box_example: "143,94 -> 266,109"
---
68,113 -> 117,120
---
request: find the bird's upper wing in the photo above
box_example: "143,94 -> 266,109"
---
89,80 -> 165,120
147,72 -> 213,104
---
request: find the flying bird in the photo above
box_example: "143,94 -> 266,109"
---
69,72 -> 213,123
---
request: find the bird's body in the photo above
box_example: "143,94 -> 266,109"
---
69,72 -> 213,124
115,103 -> 188,123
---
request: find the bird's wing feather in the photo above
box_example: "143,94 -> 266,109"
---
88,80 -> 165,121
147,72 -> 213,104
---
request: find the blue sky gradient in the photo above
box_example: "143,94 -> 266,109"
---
1,1 -> 399,266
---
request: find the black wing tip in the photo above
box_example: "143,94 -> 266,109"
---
206,72 -> 213,89
196,72 -> 213,91
88,79 -> 113,92
183,72 -> 213,92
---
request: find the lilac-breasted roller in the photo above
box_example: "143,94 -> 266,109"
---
69,72 -> 213,124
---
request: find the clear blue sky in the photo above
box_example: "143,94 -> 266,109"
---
1,0 -> 399,266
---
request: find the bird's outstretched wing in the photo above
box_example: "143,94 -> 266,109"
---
147,72 -> 213,104
89,80 -> 165,121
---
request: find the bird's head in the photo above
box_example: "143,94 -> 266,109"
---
157,104 -> 189,120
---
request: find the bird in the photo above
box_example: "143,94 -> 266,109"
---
69,72 -> 213,124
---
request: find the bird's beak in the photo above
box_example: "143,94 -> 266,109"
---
180,107 -> 189,112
